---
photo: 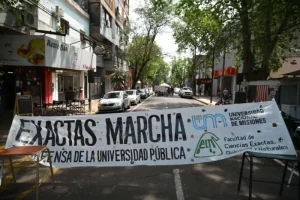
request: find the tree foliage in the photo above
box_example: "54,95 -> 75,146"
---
145,58 -> 170,85
127,35 -> 163,87
128,0 -> 172,88
110,67 -> 129,90
170,57 -> 191,87
175,0 -> 300,80
0,0 -> 39,21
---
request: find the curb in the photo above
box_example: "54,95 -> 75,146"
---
193,97 -> 213,106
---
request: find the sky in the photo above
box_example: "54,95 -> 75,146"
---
129,0 -> 186,64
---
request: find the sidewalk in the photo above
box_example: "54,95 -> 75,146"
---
193,95 -> 219,106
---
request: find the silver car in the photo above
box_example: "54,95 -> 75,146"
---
179,87 -> 193,98
98,91 -> 130,113
126,90 -> 141,105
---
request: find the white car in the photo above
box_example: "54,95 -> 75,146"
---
174,87 -> 180,94
179,87 -> 193,98
98,91 -> 130,113
126,90 -> 141,105
148,87 -> 154,95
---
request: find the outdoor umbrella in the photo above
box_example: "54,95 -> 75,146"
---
159,83 -> 171,88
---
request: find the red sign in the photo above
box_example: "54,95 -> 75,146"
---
83,64 -> 95,70
214,67 -> 237,77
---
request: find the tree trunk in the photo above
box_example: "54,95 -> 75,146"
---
240,0 -> 255,81
261,0 -> 272,80
132,64 -> 138,89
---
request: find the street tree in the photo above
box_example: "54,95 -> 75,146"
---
110,67 -> 129,90
170,57 -> 191,87
176,0 -> 300,80
172,7 -> 229,93
145,58 -> 170,86
128,0 -> 172,88
127,35 -> 163,88
0,0 -> 39,20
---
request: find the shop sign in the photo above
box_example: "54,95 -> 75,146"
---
213,66 -> 238,77
5,100 -> 296,168
197,79 -> 212,84
0,35 -> 96,71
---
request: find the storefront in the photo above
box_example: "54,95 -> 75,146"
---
213,66 -> 238,96
0,35 -> 96,115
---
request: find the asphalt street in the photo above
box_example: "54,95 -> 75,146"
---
1,95 -> 299,200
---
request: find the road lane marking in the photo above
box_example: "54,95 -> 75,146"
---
130,95 -> 152,112
274,159 -> 299,176
173,169 -> 185,200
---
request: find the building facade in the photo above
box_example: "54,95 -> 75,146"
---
89,0 -> 130,93
0,0 -> 97,115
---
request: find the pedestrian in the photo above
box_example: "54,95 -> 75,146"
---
223,88 -> 229,99
217,87 -> 220,97
167,87 -> 170,97
171,87 -> 174,96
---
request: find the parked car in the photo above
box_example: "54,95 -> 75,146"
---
148,87 -> 154,95
138,89 -> 147,99
126,90 -> 141,105
98,91 -> 130,113
174,87 -> 180,94
179,87 -> 193,98
145,88 -> 150,97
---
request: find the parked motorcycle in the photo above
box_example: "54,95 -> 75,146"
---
215,93 -> 232,105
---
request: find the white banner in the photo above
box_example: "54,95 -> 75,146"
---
5,100 -> 296,168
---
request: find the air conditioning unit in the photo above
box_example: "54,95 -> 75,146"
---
22,10 -> 37,28
56,6 -> 64,18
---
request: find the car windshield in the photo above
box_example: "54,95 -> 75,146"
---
138,89 -> 145,93
126,91 -> 135,95
183,87 -> 191,91
103,92 -> 121,99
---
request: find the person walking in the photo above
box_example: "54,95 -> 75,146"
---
171,87 -> 174,96
223,88 -> 229,99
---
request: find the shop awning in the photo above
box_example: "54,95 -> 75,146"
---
0,35 -> 96,71
213,66 -> 238,77
282,70 -> 300,76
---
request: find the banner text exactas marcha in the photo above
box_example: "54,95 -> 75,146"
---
5,100 -> 296,168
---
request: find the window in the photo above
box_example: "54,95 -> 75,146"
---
73,75 -> 80,92
115,0 -> 123,19
116,23 -> 120,35
60,18 -> 69,35
58,76 -> 64,92
57,74 -> 80,93
104,9 -> 112,28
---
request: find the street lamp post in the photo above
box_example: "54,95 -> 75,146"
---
220,46 -> 226,98
210,50 -> 215,104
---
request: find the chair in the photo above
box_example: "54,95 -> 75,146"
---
237,151 -> 300,200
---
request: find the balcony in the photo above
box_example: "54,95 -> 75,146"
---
104,0 -> 113,9
91,20 -> 113,44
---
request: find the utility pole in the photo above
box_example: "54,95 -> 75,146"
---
198,58 -> 201,98
221,47 -> 226,98
210,50 -> 215,104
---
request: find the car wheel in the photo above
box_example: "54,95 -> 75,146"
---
127,104 -> 130,109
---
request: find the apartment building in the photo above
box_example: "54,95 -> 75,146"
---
89,0 -> 130,93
